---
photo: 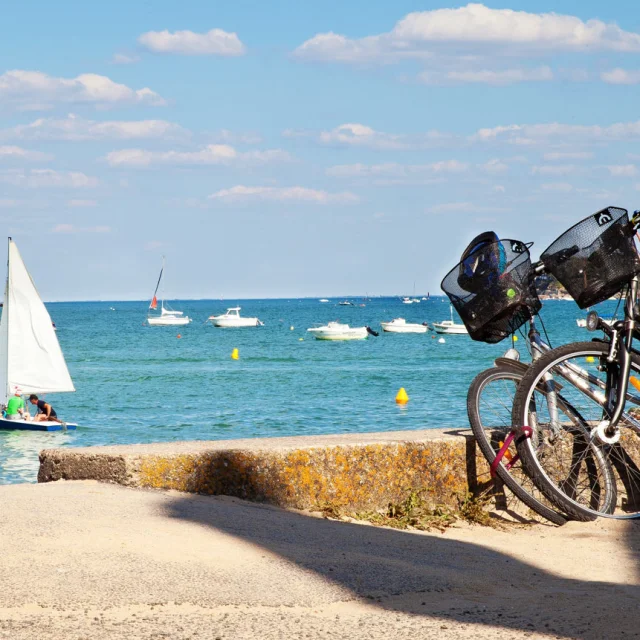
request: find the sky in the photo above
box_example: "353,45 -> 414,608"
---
2,0 -> 640,300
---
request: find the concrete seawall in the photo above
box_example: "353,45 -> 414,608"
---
39,429 -> 481,512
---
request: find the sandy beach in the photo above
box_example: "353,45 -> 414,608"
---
1,480 -> 638,639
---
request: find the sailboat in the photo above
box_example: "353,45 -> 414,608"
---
0,238 -> 77,431
147,257 -> 191,326
432,305 -> 468,335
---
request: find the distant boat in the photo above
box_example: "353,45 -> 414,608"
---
147,257 -> 191,326
380,318 -> 428,334
319,299 -> 329,303
338,300 -> 354,306
576,317 -> 614,328
307,322 -> 370,340
432,306 -> 468,335
208,307 -> 263,328
0,238 -> 77,431
402,297 -> 414,304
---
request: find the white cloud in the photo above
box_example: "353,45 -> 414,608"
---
543,151 -> 594,161
0,145 -> 52,162
0,70 -> 165,111
68,199 -> 97,207
288,122 -> 449,150
326,160 -> 467,179
295,4 -> 640,63
601,69 -> 640,85
111,53 -> 141,65
478,158 -> 508,174
208,185 -> 359,204
0,114 -> 187,142
473,120 -> 640,145
541,182 -> 574,192
418,66 -> 553,85
427,201 -> 510,214
531,164 -> 578,176
492,185 -> 505,193
103,144 -> 290,168
0,169 -> 99,189
139,28 -> 246,56
52,224 -> 110,234
0,198 -> 19,207
607,164 -> 637,177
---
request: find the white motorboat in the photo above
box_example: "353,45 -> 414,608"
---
0,238 -> 77,431
380,318 -> 428,334
338,300 -> 354,306
319,299 -> 329,303
208,307 -> 263,328
402,297 -> 414,304
307,322 -> 369,340
147,257 -> 191,326
432,306 -> 469,335
576,317 -> 615,328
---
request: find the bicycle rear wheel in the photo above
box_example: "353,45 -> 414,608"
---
467,366 -> 567,525
512,341 -> 640,520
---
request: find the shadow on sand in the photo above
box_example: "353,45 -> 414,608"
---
165,490 -> 640,639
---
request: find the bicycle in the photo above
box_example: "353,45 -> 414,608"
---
510,207 -> 640,521
442,236 -> 568,524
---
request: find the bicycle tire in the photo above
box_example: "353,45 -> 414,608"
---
511,341 -> 640,520
467,366 -> 567,525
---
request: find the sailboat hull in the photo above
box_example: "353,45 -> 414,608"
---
147,315 -> 191,326
0,418 -> 77,431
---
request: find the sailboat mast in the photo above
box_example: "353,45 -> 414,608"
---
0,238 -> 10,402
150,259 -> 164,311
160,256 -> 165,312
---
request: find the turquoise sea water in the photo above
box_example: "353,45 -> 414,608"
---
0,296 -> 612,484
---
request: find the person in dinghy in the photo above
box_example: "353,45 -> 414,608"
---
28,395 -> 61,423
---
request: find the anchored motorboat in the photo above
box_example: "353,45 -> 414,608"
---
432,306 -> 468,335
208,307 -> 263,328
577,316 -> 614,328
380,318 -> 428,334
307,322 -> 371,340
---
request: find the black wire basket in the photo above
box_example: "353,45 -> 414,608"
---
441,239 -> 541,343
541,207 -> 640,309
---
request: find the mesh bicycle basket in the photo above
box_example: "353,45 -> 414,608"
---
440,239 -> 541,343
540,207 -> 640,309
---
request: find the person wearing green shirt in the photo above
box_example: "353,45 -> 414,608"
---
5,392 -> 26,421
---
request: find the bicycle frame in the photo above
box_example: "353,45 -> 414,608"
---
506,309 -> 640,437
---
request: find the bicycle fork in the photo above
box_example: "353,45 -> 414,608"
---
598,276 -> 639,443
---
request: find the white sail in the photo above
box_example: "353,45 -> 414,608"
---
0,239 -> 74,402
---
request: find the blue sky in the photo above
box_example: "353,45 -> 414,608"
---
2,1 -> 640,300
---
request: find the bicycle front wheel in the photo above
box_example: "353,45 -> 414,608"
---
467,365 -> 567,525
512,341 -> 640,520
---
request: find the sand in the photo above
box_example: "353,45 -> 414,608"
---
0,480 -> 638,639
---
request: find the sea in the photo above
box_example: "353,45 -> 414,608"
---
0,296 -> 612,484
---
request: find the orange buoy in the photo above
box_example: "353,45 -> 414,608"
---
177,334 -> 181,339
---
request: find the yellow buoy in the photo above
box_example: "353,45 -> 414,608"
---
231,348 -> 239,360
513,335 -> 518,342
396,387 -> 409,404
586,356 -> 595,363
631,376 -> 640,392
